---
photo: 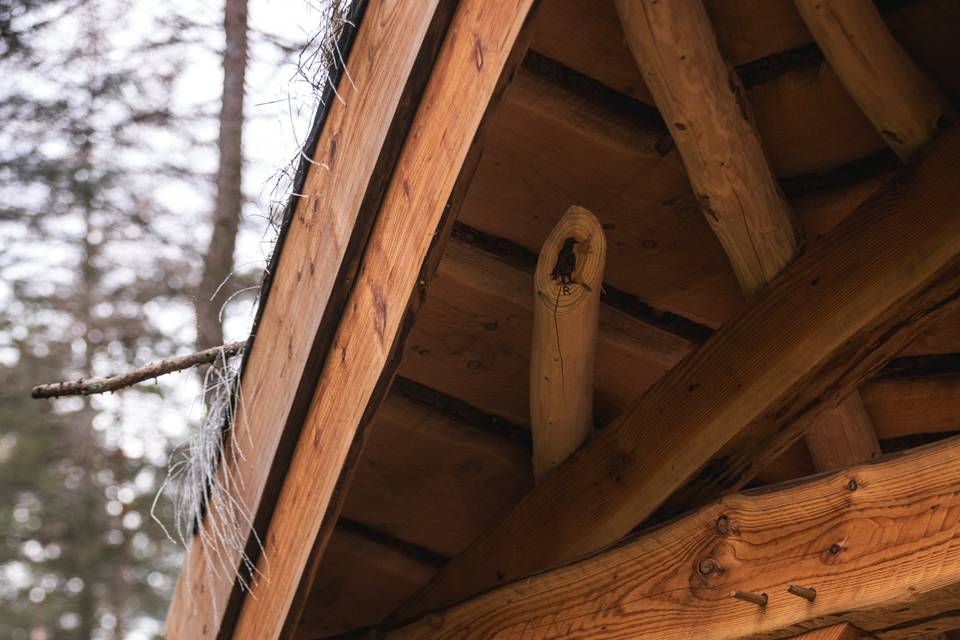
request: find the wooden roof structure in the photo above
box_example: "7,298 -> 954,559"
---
166,0 -> 960,637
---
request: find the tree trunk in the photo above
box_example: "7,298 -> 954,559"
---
196,0 -> 248,351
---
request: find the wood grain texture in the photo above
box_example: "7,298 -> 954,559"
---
794,0 -> 956,161
340,391 -> 532,558
863,376 -> 960,441
386,435 -> 960,639
615,0 -> 801,297
531,207 -> 606,481
392,126 -> 960,620
790,624 -> 864,640
804,393 -> 880,472
165,2 -> 442,636
614,0 -> 878,474
293,527 -> 437,639
228,0 -> 537,636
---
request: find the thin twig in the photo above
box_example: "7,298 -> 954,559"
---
31,341 -> 247,399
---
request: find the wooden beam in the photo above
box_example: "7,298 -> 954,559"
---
804,393 -> 880,472
791,625 -> 864,640
614,0 -> 801,298
613,0 -> 879,472
531,206 -> 606,481
793,0 -> 956,162
165,1 -> 449,636
386,435 -> 960,639
392,125 -> 960,620
227,0 -> 538,636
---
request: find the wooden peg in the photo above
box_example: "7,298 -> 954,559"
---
731,590 -> 768,607
787,584 -> 817,602
530,206 -> 606,483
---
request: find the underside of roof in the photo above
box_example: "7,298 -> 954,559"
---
166,0 -> 960,638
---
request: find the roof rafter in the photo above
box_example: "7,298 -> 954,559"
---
227,0 -> 540,634
613,0 -> 881,476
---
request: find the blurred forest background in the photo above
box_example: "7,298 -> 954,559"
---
0,0 -> 344,637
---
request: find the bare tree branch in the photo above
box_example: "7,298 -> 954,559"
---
31,341 -> 246,399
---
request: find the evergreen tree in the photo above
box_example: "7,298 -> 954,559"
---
0,1 -> 201,636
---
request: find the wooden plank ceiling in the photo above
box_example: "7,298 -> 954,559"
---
289,0 -> 960,636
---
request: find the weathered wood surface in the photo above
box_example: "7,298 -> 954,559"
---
387,435 -> 960,639
614,0 -> 879,473
165,1 -> 444,636
228,0 -> 538,636
615,0 -> 801,298
531,207 -> 606,481
392,126 -> 960,620
794,0 -> 956,162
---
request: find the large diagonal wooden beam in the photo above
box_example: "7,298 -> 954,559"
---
387,435 -> 960,639
227,0 -> 539,636
793,0 -> 956,162
613,0 -> 880,476
392,125 -> 960,621
165,2 -> 450,636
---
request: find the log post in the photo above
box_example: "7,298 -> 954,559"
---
793,0 -> 957,162
530,206 -> 606,482
614,0 -> 879,475
803,392 -> 879,472
614,0 -> 800,298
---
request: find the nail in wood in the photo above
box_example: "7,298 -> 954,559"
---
731,590 -> 768,606
787,584 -> 817,602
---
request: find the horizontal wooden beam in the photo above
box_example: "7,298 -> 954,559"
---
392,125 -> 960,620
386,435 -> 960,639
